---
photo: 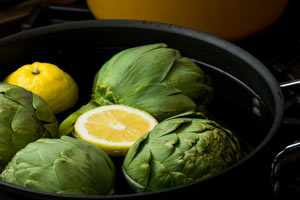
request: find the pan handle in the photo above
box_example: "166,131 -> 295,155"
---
279,79 -> 300,88
271,79 -> 300,197
271,141 -> 300,197
279,79 -> 300,113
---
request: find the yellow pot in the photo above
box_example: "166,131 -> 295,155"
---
87,0 -> 288,41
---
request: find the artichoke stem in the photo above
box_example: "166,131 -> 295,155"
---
58,101 -> 99,137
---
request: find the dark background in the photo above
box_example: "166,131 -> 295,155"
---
1,0 -> 300,199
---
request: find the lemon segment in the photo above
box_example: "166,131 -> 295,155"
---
74,105 -> 158,156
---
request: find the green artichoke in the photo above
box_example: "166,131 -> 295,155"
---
123,112 -> 243,192
0,136 -> 115,195
59,43 -> 213,136
0,83 -> 58,168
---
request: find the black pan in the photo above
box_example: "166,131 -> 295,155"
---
0,20 -> 285,199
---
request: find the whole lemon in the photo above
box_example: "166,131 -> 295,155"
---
4,62 -> 79,114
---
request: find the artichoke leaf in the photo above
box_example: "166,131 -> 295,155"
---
35,139 -> 67,165
0,83 -> 35,113
169,171 -> 193,186
42,124 -> 59,138
13,143 -> 52,170
158,146 -> 185,173
23,165 -> 61,193
123,136 -> 152,189
165,111 -> 207,121
122,132 -> 150,166
32,93 -> 57,124
93,43 -> 167,93
0,126 -> 15,168
52,136 -> 115,195
94,46 -> 178,99
3,144 -> 50,184
54,148 -> 114,195
148,117 -> 192,138
147,159 -> 174,190
11,105 -> 44,152
0,95 -> 18,128
148,133 -> 180,164
163,56 -> 213,104
120,84 -> 196,121
174,119 -> 210,134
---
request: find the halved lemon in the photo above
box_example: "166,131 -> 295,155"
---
74,105 -> 158,156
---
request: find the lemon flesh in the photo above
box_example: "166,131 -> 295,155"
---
74,105 -> 158,156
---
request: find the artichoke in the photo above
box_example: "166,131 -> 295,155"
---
0,83 -> 58,168
123,112 -> 243,192
59,43 -> 213,136
0,136 -> 115,195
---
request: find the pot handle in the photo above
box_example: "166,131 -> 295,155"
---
279,79 -> 300,88
271,141 -> 300,197
271,80 -> 300,197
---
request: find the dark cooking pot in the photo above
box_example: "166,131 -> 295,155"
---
0,20 -> 285,199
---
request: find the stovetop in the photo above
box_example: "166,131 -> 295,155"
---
1,0 -> 300,199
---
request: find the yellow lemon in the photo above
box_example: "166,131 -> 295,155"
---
74,105 -> 158,156
4,62 -> 79,114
